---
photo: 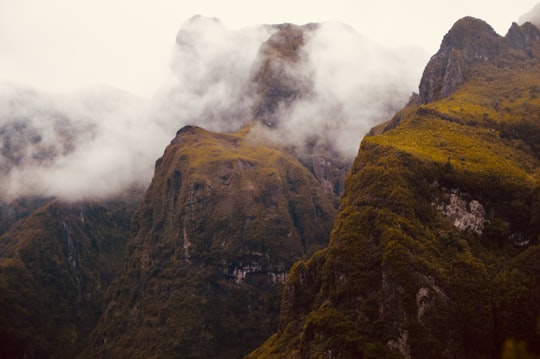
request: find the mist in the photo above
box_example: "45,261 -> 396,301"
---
159,16 -> 273,133
255,22 -> 427,158
519,2 -> 540,26
0,16 -> 428,201
0,83 -> 166,200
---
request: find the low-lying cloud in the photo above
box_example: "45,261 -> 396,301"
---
0,16 -> 428,201
159,16 -> 273,133
260,22 -> 427,158
519,2 -> 540,27
0,84 -> 168,200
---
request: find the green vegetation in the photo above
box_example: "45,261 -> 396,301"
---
0,194 -> 140,358
85,125 -> 336,358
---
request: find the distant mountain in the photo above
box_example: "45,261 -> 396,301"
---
249,17 -> 540,358
0,83 -> 154,200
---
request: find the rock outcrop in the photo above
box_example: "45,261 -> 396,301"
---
420,18 -> 540,104
250,24 -> 351,201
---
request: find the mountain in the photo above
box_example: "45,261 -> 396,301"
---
249,18 -> 540,358
84,125 -> 336,358
0,83 -> 156,200
81,23 -> 361,358
4,13 -> 538,359
0,21 -> 364,358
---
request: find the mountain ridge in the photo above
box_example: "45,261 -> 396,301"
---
249,17 -> 540,358
2,13 -> 540,359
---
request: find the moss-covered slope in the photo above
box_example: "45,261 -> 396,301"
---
85,126 -> 336,358
0,194 -> 139,359
249,18 -> 540,358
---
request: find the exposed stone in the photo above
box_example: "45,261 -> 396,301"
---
437,191 -> 486,235
505,22 -> 540,53
387,329 -> 410,359
251,24 -> 313,127
416,287 -> 431,322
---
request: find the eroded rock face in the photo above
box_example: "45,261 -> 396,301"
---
419,19 -> 540,104
249,23 -> 351,201
437,191 -> 486,235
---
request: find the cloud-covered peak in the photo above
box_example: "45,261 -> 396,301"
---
0,18 -> 428,200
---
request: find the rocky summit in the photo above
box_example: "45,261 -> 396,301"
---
419,17 -> 540,104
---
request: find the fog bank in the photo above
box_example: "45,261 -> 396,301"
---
0,17 -> 428,200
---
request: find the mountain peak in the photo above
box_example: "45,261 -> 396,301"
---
419,17 -> 503,103
251,24 -> 314,127
505,21 -> 540,52
439,17 -> 499,52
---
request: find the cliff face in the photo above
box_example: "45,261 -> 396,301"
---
250,19 -> 540,358
86,126 -> 336,358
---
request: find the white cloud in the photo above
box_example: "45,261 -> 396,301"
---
0,83 -> 170,200
0,0 -> 538,200
257,22 -> 426,158
158,16 -> 273,133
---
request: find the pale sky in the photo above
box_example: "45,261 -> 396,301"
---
0,0 -> 539,97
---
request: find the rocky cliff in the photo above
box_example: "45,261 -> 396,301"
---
250,18 -> 540,358
250,23 -> 350,203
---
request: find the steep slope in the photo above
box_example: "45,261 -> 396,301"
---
86,126 -> 336,358
250,18 -> 540,358
0,193 -> 140,358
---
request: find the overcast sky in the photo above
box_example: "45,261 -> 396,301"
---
0,0 -> 539,97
